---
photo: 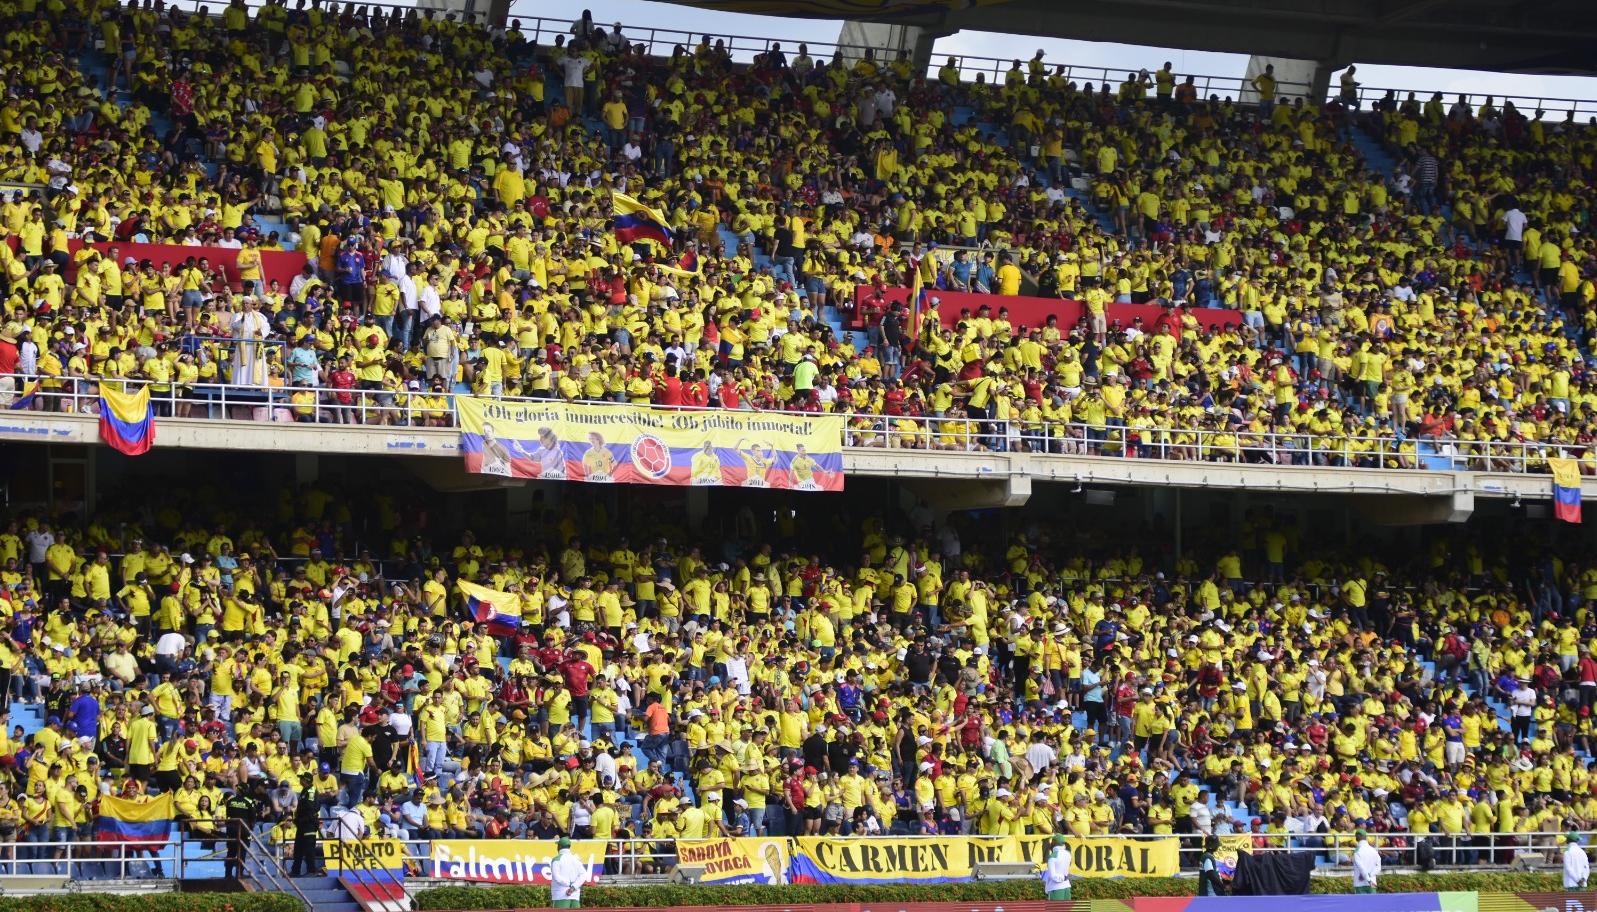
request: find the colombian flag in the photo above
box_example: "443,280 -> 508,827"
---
99,384 -> 154,456
1551,457 -> 1583,524
95,793 -> 174,844
407,740 -> 423,789
612,192 -> 674,248
908,253 -> 925,344
458,579 -> 521,636
9,380 -> 38,410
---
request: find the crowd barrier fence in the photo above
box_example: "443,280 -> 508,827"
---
2,374 -> 1584,478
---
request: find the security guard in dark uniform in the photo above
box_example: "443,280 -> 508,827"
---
224,783 -> 262,880
290,775 -> 324,876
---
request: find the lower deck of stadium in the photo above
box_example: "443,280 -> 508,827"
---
0,441 -> 1591,884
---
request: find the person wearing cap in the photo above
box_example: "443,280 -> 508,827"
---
549,836 -> 589,907
1042,831 -> 1072,899
1351,829 -> 1380,893
289,769 -> 325,876
1565,832 -> 1590,891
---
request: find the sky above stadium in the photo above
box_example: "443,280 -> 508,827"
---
516,0 -> 1597,109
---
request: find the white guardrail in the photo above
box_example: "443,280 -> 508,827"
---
0,374 -> 1587,477
0,831 -> 1581,882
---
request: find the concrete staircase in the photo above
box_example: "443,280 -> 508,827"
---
290,874 -> 363,912
1347,125 -> 1400,179
11,701 -> 43,740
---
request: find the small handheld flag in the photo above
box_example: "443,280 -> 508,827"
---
9,379 -> 39,410
612,192 -> 674,248
458,579 -> 522,636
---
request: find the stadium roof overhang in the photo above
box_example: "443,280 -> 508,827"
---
663,0 -> 1597,74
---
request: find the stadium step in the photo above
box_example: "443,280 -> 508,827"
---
11,701 -> 44,739
1348,125 -> 1400,179
971,120 -> 1010,148
73,49 -> 227,188
714,225 -> 741,260
254,215 -> 292,246
1414,440 -> 1457,471
1064,187 -> 1119,236
290,875 -> 363,912
1418,657 -> 1516,731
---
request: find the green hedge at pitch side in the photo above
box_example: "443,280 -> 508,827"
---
413,872 -> 1565,907
0,895 -> 306,912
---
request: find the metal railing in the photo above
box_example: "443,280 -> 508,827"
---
0,838 -> 182,881
348,831 -> 1597,877
3,374 -> 1585,478
508,15 -> 1597,117
152,3 -> 1597,118
172,0 -> 494,25
0,831 -> 1570,884
243,826 -> 313,909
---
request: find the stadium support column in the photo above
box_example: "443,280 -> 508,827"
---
835,21 -> 948,72
416,0 -> 499,26
1239,57 -> 1319,104
686,487 -> 709,533
295,453 -> 318,486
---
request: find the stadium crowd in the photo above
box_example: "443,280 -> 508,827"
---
0,484 -> 1590,872
0,0 -> 1590,471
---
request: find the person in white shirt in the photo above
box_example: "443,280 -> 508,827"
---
549,837 -> 590,907
1351,829 -> 1381,893
396,266 -> 419,350
24,525 -> 53,569
594,744 -> 617,788
1510,680 -> 1537,742
329,805 -> 367,841
1501,206 -> 1528,270
154,630 -> 187,659
815,377 -> 838,409
1024,731 -> 1057,773
1565,833 -> 1590,891
1042,833 -> 1072,899
387,707 -> 412,739
17,330 -> 37,376
288,265 -> 315,301
873,86 -> 897,118
45,158 -> 72,191
1190,797 -> 1213,835
557,51 -> 590,113
722,651 -> 750,695
417,279 -> 442,322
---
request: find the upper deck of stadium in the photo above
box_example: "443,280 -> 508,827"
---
1,0 -> 1597,522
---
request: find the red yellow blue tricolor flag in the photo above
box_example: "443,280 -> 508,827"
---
95,793 -> 174,844
1551,457 -> 1583,524
99,384 -> 154,456
458,579 -> 521,636
612,192 -> 674,248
